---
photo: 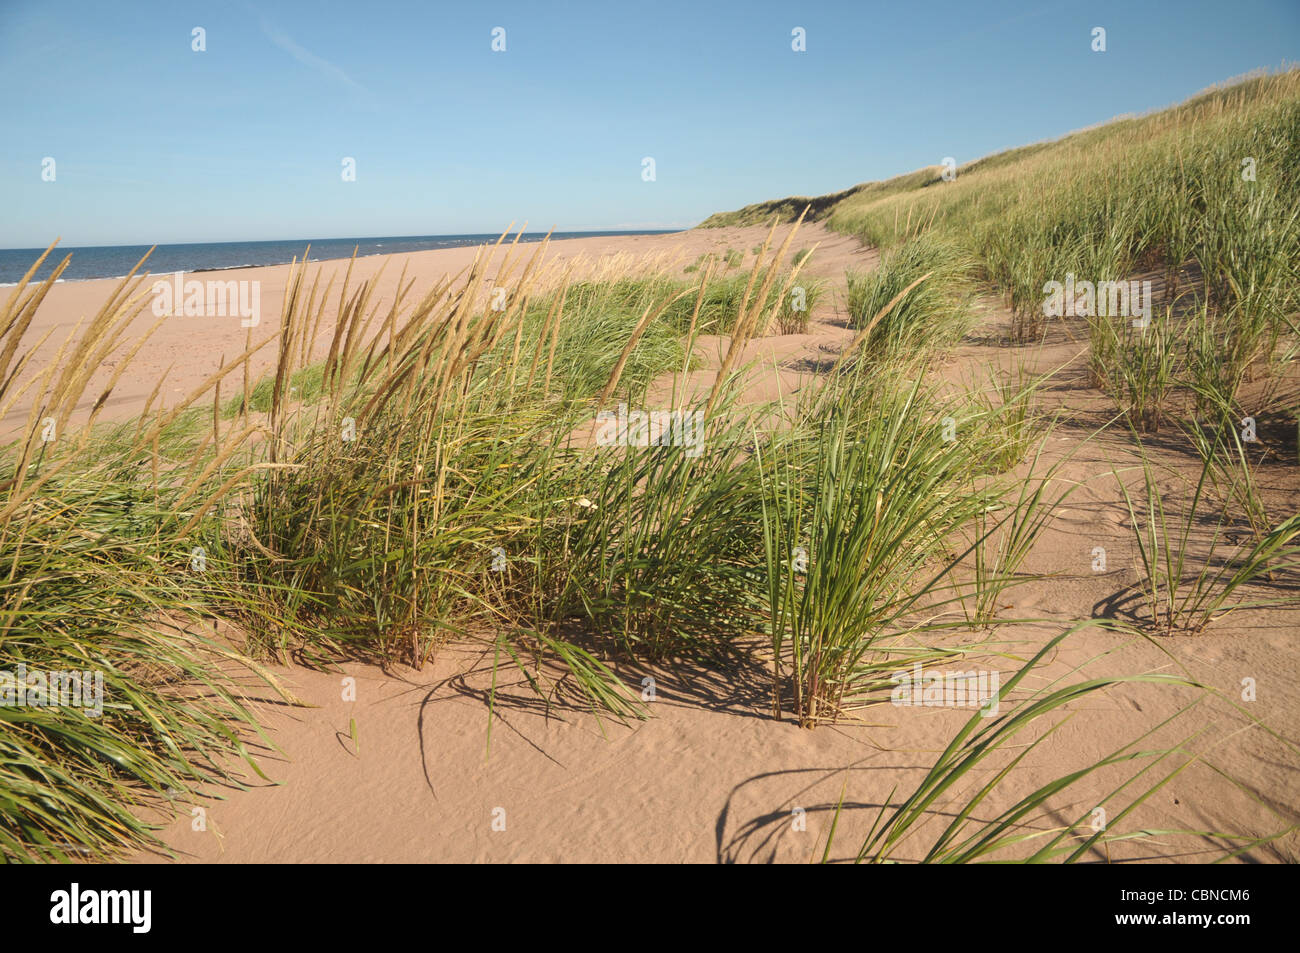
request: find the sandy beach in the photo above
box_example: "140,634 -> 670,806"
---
8,223 -> 1266,864
6,225 -> 871,431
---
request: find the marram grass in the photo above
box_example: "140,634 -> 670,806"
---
0,190 -> 1295,864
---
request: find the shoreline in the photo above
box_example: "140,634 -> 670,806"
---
0,223 -> 857,430
0,229 -> 688,287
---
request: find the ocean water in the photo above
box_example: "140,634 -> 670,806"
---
0,230 -> 679,286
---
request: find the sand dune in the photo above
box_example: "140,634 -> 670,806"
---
82,225 -> 1297,864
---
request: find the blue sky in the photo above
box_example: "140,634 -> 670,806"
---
0,0 -> 1296,247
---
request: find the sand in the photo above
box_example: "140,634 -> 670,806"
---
9,225 -> 1294,863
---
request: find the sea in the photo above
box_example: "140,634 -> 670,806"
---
0,230 -> 680,286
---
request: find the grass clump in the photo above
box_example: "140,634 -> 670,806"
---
1117,432 -> 1300,635
845,235 -> 974,357
0,247 -> 279,862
